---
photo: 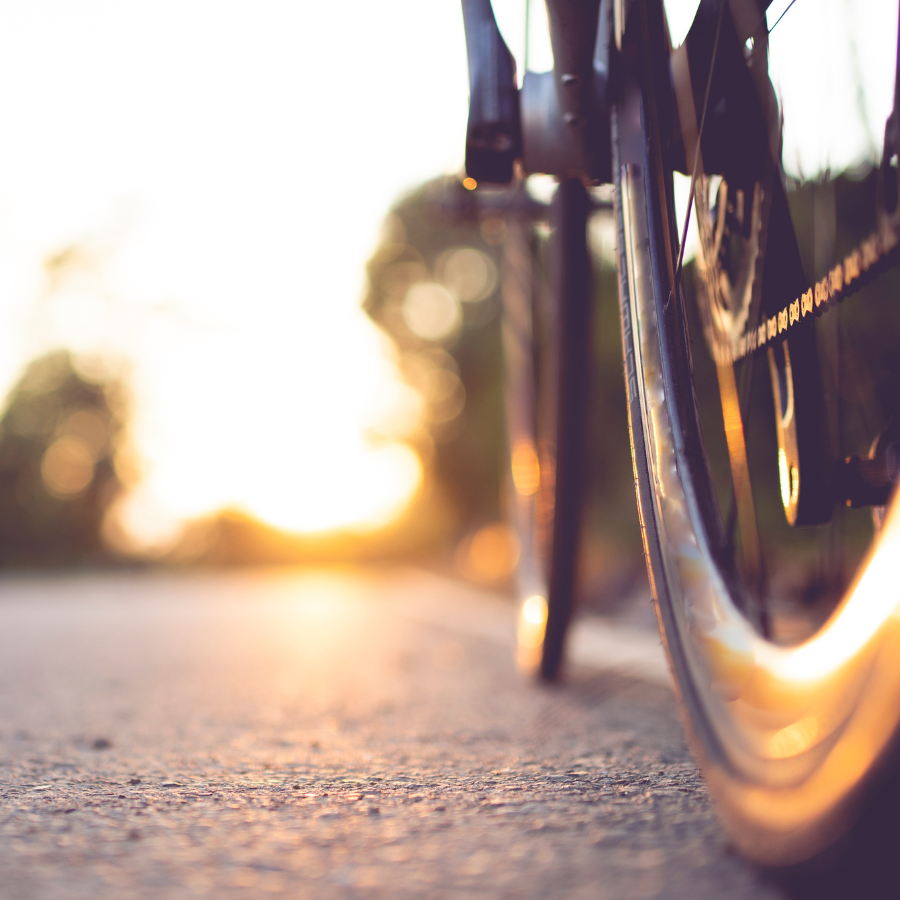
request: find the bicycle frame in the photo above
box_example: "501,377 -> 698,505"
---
462,0 -> 792,186
465,0 -> 841,539
461,0 -> 611,185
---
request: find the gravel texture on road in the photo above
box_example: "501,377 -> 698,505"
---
0,569 -> 784,899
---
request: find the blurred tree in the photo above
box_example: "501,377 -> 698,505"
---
0,350 -> 128,566
363,176 -> 507,544
364,175 -> 647,603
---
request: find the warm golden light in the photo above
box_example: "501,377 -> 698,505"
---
777,448 -> 798,510
41,437 -> 94,496
463,177 -> 477,190
521,593 -> 548,627
101,316 -> 428,550
436,247 -> 498,304
511,438 -> 540,496
455,522 -> 520,584
248,443 -> 423,536
761,497 -> 900,683
0,1 -> 470,550
402,282 -> 462,342
767,715 -> 820,759
517,593 -> 549,672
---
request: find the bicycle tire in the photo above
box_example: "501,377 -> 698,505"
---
504,178 -> 592,681
614,0 -> 900,870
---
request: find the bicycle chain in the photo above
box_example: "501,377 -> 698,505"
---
720,213 -> 900,364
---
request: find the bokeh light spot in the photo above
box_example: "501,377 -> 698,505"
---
437,246 -> 498,304
517,593 -> 549,671
402,282 -> 462,342
522,593 -> 548,626
511,438 -> 540,496
456,522 -> 520,585
41,436 -> 94,496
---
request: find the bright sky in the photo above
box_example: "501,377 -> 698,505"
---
0,1 -> 471,547
0,0 -> 892,548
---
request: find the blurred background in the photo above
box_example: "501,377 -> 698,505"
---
0,0 -> 473,569
0,0 -> 893,624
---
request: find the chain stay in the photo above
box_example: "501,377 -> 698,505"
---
713,214 -> 900,365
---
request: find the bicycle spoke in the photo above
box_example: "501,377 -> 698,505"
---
674,0 -> 726,280
766,0 -> 799,35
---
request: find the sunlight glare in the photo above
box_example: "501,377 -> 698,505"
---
761,498 -> 900,683
0,0 -> 468,546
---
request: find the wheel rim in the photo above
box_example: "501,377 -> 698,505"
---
619,140 -> 900,860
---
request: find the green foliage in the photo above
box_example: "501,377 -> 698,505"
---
363,176 -> 647,603
0,350 -> 127,566
364,176 -> 506,538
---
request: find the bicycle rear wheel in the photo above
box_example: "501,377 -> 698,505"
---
615,0 -> 900,869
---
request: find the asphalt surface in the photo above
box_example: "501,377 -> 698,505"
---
0,568 -> 786,899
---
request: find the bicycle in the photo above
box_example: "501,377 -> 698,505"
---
461,0 -> 900,880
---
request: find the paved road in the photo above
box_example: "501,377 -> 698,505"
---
0,569 -> 785,899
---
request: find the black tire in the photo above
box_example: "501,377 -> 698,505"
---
613,0 -> 900,872
503,178 -> 592,681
